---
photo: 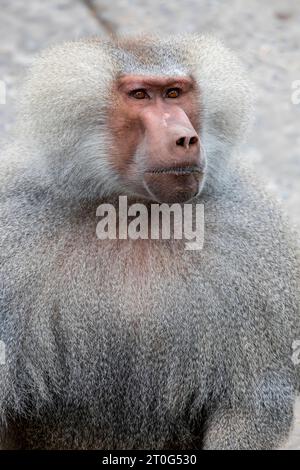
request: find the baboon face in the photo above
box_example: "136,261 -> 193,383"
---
108,74 -> 205,203
20,36 -> 251,203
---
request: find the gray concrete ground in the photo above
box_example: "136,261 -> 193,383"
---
0,0 -> 299,450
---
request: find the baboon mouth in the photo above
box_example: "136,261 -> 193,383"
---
146,165 -> 204,176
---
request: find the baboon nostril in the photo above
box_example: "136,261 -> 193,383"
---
189,136 -> 198,146
176,136 -> 198,147
176,137 -> 186,147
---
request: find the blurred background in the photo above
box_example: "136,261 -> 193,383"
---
0,0 -> 299,449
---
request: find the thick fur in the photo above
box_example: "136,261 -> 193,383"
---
0,35 -> 299,449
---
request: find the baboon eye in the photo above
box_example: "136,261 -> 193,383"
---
129,89 -> 148,99
166,88 -> 180,98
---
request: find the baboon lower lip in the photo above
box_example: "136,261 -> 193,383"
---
145,165 -> 203,176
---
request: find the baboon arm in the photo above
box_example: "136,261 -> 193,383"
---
202,403 -> 294,450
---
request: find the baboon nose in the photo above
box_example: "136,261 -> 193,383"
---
176,135 -> 199,149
